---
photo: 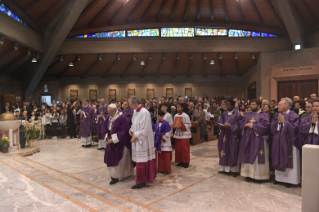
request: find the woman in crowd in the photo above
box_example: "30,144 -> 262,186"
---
51,109 -> 59,139
263,104 -> 274,121
45,109 -> 52,139
59,110 -> 68,138
67,102 -> 77,139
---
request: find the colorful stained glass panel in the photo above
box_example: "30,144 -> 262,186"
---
261,33 -> 277,37
228,29 -> 260,37
195,28 -> 227,36
75,30 -> 126,38
127,29 -> 159,37
161,28 -> 194,37
0,2 -> 26,25
44,84 -> 48,92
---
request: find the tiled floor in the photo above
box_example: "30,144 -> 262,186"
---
0,138 -> 301,212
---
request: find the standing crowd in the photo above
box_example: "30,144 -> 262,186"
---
2,93 -> 318,189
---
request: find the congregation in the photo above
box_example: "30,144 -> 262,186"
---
2,93 -> 319,189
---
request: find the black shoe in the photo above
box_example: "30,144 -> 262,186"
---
97,148 -> 105,150
232,172 -> 239,177
218,171 -> 225,174
85,144 -> 92,148
273,180 -> 279,185
109,178 -> 119,185
177,163 -> 184,167
183,163 -> 189,168
131,182 -> 146,189
82,145 -> 85,147
285,184 -> 292,188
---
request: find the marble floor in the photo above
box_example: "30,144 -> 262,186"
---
0,138 -> 301,212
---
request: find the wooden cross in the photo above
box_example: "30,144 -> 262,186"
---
225,121 -> 230,126
220,150 -> 226,157
223,136 -> 227,142
259,150 -> 264,155
249,118 -> 256,123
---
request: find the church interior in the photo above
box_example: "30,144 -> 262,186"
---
0,0 -> 319,211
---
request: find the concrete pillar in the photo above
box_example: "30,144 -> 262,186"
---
302,144 -> 319,212
8,129 -> 13,147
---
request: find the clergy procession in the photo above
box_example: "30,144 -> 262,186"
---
59,93 -> 318,189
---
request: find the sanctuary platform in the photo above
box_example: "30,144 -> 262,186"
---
0,139 -> 301,212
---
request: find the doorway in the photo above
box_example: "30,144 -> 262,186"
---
247,82 -> 256,100
277,79 -> 318,101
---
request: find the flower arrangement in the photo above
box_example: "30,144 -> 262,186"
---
23,121 -> 40,141
1,137 -> 9,148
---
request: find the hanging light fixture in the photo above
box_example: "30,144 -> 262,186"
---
140,61 -> 145,65
204,53 -> 206,60
77,55 -> 81,61
219,53 -> 222,60
32,57 -> 37,63
149,54 -> 152,60
234,53 -> 238,60
117,54 -> 121,60
252,53 -> 255,60
28,49 -> 31,56
60,55 -> 63,61
98,54 -> 102,61
0,35 -> 4,45
14,42 -> 18,51
133,53 -> 136,60
69,62 -> 74,67
210,60 -> 215,65
177,53 -> 179,60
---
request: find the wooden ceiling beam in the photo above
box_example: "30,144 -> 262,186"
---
169,0 -> 180,22
5,0 -> 42,33
140,54 -> 151,78
156,0 -> 168,22
221,0 -> 229,22
45,58 -> 60,74
234,0 -> 246,24
36,0 -> 68,27
202,53 -> 207,77
141,0 -> 155,23
57,58 -> 79,79
196,0 -> 201,22
300,0 -> 318,22
102,57 -> 118,78
79,0 -> 99,19
184,0 -> 191,22
125,0 -> 143,24
0,50 -> 17,67
209,0 -> 214,22
22,0 -> 40,11
171,53 -> 179,78
249,0 -> 265,26
121,57 -> 135,78
88,0 -> 116,28
4,54 -> 31,75
156,54 -> 165,78
187,53 -> 193,77
265,0 -> 285,28
16,62 -> 34,78
81,57 -> 100,79
108,1 -> 126,26
235,55 -> 241,77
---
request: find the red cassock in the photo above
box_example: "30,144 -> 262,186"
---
175,124 -> 190,163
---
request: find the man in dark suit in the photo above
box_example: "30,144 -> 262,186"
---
271,100 -> 278,113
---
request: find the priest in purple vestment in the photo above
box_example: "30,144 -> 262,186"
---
96,99 -> 108,150
78,99 -> 94,147
103,104 -> 134,185
299,100 -> 319,146
218,99 -> 242,177
271,100 -> 300,187
119,101 -> 133,126
238,99 -> 271,180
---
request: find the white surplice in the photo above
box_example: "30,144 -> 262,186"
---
131,106 -> 155,163
108,146 -> 134,180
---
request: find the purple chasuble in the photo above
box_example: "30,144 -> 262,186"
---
218,110 -> 242,167
299,114 -> 319,146
121,108 -> 133,126
103,114 -> 132,167
238,110 -> 270,164
79,104 -> 94,138
152,120 -> 171,152
270,110 -> 300,172
95,105 -> 108,140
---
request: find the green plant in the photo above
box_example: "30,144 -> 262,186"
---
1,137 -> 9,148
24,121 -> 40,140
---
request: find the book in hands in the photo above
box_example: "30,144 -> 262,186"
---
173,117 -> 183,129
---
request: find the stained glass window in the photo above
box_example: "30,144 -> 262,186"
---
195,28 -> 227,36
261,33 -> 277,37
0,2 -> 27,26
161,28 -> 194,37
74,30 -> 126,38
127,29 -> 159,37
228,29 -> 260,37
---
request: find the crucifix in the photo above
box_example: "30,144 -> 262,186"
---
259,150 -> 264,155
220,150 -> 226,157
249,118 -> 256,123
223,136 -> 227,142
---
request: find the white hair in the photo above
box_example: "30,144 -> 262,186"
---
262,100 -> 269,104
129,96 -> 140,104
281,100 -> 290,106
283,97 -> 293,107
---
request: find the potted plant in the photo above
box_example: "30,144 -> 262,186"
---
1,137 -> 10,153
24,121 -> 40,147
